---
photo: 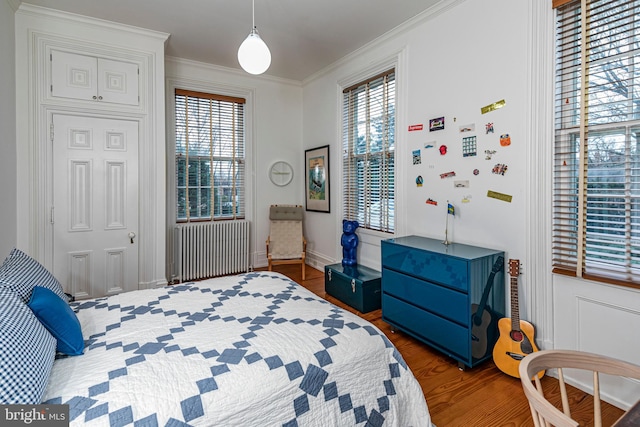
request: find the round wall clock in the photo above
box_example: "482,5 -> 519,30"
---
269,161 -> 294,187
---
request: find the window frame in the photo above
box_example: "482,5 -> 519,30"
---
341,68 -> 396,234
553,0 -> 640,288
173,88 -> 247,223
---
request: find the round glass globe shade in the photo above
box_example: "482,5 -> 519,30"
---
238,33 -> 271,75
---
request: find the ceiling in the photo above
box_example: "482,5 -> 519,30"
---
19,0 -> 444,81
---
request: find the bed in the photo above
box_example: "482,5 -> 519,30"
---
0,249 -> 431,426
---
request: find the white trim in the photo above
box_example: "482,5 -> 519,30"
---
166,56 -> 302,88
305,249 -> 337,272
303,0 -> 465,86
526,1 -> 555,349
335,48 -> 407,264
17,3 -> 169,42
6,0 -> 20,12
15,7 -> 168,291
165,76 -> 257,279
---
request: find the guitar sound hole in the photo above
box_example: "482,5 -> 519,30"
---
510,330 -> 524,342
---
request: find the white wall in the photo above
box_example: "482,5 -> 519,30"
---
0,0 -> 17,259
165,57 -> 304,270
302,0 -> 640,409
303,0 -> 528,271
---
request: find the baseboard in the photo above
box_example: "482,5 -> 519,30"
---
254,249 -> 336,273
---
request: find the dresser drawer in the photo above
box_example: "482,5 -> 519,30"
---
382,294 -> 468,360
382,268 -> 467,325
382,241 -> 468,291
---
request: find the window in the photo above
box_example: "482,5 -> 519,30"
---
342,69 -> 395,233
174,89 -> 245,221
553,0 -> 640,285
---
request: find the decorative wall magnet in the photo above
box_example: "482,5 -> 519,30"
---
429,117 -> 445,131
462,195 -> 472,203
485,122 -> 494,134
426,198 -> 438,205
484,150 -> 496,160
500,133 -> 511,146
459,123 -> 475,133
462,136 -> 477,157
454,180 -> 469,188
408,124 -> 424,131
492,163 -> 508,175
412,149 -> 422,165
440,171 -> 456,179
416,175 -> 424,187
439,145 -> 448,155
473,168 -> 480,175
425,141 -> 435,149
481,99 -> 506,114
487,190 -> 513,203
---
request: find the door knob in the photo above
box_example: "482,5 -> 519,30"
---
128,232 -> 136,244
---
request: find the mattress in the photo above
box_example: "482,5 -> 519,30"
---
43,272 -> 431,426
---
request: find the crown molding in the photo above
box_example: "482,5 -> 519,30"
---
303,0 -> 466,85
16,3 -> 169,42
6,0 -> 21,12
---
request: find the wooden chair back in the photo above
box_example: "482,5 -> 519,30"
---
519,349 -> 640,427
266,205 -> 307,279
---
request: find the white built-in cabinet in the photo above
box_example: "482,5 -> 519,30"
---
51,50 -> 139,106
15,4 -> 169,297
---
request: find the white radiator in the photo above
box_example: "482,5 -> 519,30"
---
174,220 -> 250,282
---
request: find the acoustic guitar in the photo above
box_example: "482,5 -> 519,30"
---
470,255 -> 504,359
493,259 -> 543,379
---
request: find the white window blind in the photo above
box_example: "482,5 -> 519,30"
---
175,89 -> 246,221
342,69 -> 395,233
553,0 -> 640,285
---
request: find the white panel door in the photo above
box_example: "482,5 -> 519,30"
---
52,114 -> 139,299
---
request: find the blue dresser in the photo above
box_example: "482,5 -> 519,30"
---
381,235 -> 505,369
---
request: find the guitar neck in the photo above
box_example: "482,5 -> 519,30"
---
476,256 -> 504,314
510,276 -> 521,332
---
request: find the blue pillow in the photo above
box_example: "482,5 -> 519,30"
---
0,286 -> 56,404
28,286 -> 84,356
0,248 -> 69,304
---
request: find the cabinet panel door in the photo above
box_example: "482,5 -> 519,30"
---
51,50 -> 98,101
51,51 -> 139,106
97,58 -> 139,105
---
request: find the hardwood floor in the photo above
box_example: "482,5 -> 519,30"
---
261,264 -> 626,427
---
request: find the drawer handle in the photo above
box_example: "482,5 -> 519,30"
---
328,270 -> 331,281
351,279 -> 355,293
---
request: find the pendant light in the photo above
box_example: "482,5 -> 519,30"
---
237,0 -> 271,75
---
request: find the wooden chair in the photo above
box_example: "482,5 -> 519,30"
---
519,349 -> 640,427
266,205 -> 307,280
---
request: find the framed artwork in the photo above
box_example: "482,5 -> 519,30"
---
305,145 -> 330,212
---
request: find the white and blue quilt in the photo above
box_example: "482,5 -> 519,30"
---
43,272 -> 431,426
